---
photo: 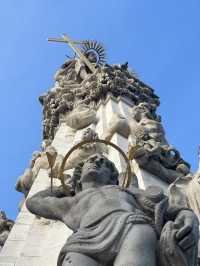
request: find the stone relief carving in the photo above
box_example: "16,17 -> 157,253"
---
39,58 -> 159,141
167,171 -> 200,266
26,154 -> 199,266
0,211 -> 14,252
37,50 -> 190,186
15,146 -> 61,200
64,105 -> 97,130
168,148 -> 200,222
10,36 -> 199,265
102,112 -> 130,140
53,39 -> 107,87
128,103 -> 190,183
15,100 -> 103,201
16,168 -> 34,198
101,102 -> 190,184
50,128 -> 106,179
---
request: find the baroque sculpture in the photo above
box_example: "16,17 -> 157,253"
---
37,34 -> 191,185
26,153 -> 199,266
15,145 -> 62,207
168,147 -> 200,221
128,102 -> 190,182
8,34 -> 199,266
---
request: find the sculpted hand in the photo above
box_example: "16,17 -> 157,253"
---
48,165 -> 59,179
175,210 -> 199,251
50,184 -> 74,197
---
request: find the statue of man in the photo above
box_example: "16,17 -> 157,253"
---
26,154 -> 199,266
54,51 -> 98,86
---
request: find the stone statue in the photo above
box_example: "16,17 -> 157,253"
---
39,53 -> 160,141
29,151 -> 41,168
26,154 -> 199,266
32,146 -> 61,178
50,128 -> 106,177
102,112 -> 130,140
16,146 -> 61,199
54,50 -> 98,86
16,168 -> 34,198
128,103 -> 191,183
167,146 -> 200,222
64,105 -> 97,130
0,211 -> 14,251
101,102 -> 190,184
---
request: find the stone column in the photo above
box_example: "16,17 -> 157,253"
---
0,96 -> 169,266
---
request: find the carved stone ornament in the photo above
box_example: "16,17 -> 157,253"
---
39,58 -> 159,141
64,105 -> 97,130
128,103 -> 190,183
26,154 -> 199,266
15,146 -> 61,199
168,167 -> 200,222
14,36 -> 198,265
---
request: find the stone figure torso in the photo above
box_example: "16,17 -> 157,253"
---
26,153 -> 199,266
63,185 -> 146,231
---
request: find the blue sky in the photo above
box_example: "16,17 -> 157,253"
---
0,0 -> 200,219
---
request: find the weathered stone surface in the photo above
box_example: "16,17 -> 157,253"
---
64,105 -> 97,130
0,211 -> 14,252
39,59 -> 159,141
6,38 -> 199,265
36,52 -> 190,184
26,154 -> 199,266
102,101 -> 190,184
128,103 -> 190,183
168,150 -> 200,221
15,146 -> 62,199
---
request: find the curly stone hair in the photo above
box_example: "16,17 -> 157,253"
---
71,154 -> 119,193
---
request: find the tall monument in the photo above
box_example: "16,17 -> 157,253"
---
0,35 -> 199,266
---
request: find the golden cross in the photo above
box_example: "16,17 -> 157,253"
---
48,34 -> 96,73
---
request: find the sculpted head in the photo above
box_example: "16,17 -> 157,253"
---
131,103 -> 152,122
85,51 -> 98,64
72,153 -> 119,191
